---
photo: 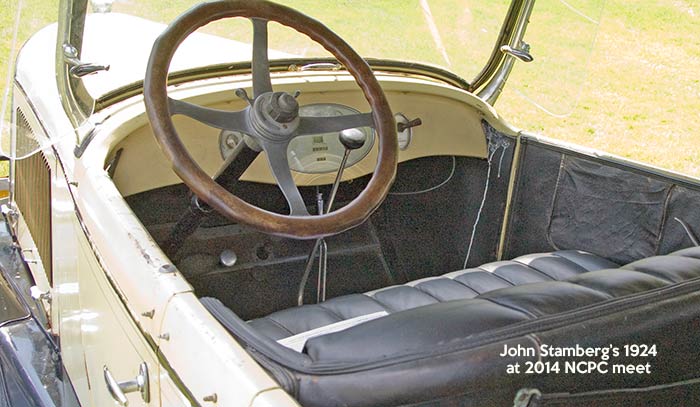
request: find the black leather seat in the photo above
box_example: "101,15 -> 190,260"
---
245,250 -> 618,343
202,246 -> 700,406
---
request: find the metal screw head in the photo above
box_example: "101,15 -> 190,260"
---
219,250 -> 237,267
203,393 -> 218,403
159,264 -> 177,274
62,43 -> 79,58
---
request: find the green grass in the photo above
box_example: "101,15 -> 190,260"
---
1,0 -> 58,176
497,0 -> 700,176
0,0 -> 698,178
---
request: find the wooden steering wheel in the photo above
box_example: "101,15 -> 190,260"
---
144,0 -> 398,239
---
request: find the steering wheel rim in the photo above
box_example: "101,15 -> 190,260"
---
144,0 -> 397,240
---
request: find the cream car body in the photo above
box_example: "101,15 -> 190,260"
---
6,1 -> 699,407
14,12 -> 296,407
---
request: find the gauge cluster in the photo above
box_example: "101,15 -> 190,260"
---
219,103 -> 375,175
288,104 -> 375,174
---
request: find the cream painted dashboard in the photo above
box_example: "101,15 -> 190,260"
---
110,72 -> 505,197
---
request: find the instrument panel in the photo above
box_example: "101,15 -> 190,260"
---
219,103 -> 375,175
113,75 -> 496,197
288,104 -> 375,174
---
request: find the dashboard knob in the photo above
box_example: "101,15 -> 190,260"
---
339,128 -> 367,150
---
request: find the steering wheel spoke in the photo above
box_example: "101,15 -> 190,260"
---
261,141 -> 309,216
296,112 -> 374,136
168,97 -> 253,134
252,18 -> 273,97
145,0 -> 397,239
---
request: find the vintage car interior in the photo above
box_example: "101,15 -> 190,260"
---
6,0 -> 700,406
105,2 -> 700,405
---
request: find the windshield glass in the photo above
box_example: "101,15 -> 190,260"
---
104,0 -> 510,83
2,0 -> 601,159
67,1 -> 542,126
4,0 -> 516,160
506,0 -> 606,116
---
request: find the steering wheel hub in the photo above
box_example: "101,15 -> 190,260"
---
268,92 -> 299,122
251,91 -> 300,142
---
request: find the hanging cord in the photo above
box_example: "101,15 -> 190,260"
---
674,217 -> 700,247
388,156 -> 456,196
463,136 -> 509,268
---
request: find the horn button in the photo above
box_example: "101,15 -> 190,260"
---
251,91 -> 301,142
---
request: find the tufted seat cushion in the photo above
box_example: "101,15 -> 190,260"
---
209,250 -> 618,346
202,246 -> 700,406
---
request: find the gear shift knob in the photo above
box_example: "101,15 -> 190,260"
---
339,128 -> 367,150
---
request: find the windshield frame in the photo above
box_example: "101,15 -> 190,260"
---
56,0 -> 94,132
57,0 -> 534,124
